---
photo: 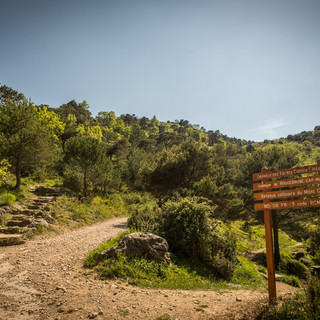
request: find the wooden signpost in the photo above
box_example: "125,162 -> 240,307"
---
252,160 -> 320,303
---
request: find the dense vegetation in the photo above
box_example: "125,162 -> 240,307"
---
1,83 -> 320,317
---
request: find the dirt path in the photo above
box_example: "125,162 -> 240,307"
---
0,218 -> 296,320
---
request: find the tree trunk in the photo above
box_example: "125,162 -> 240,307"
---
273,211 -> 280,269
83,168 -> 88,197
15,158 -> 21,190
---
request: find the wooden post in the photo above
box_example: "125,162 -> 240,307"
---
261,167 -> 276,303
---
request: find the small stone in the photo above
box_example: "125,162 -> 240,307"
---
236,297 -> 242,302
88,312 -> 98,319
56,286 -> 67,293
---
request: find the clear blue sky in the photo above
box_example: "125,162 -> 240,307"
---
1,0 -> 319,141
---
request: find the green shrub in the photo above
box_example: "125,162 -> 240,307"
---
306,278 -> 320,320
158,196 -> 236,280
281,275 -> 301,288
263,278 -> 320,320
264,293 -> 307,320
0,192 -> 16,206
310,226 -> 320,264
63,167 -> 82,194
279,255 -> 310,280
127,203 -> 160,233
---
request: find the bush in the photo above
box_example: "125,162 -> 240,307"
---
63,167 -> 82,194
310,226 -> 320,264
158,196 -> 236,280
127,203 -> 159,233
263,278 -> 320,320
0,192 -> 16,206
306,278 -> 320,320
281,275 -> 301,288
279,255 -> 310,280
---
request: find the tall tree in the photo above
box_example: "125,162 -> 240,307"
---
0,100 -> 62,189
55,100 -> 92,125
64,136 -> 105,197
0,84 -> 25,103
146,140 -> 214,195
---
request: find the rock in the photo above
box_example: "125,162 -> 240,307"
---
0,207 -> 8,214
88,312 -> 98,319
99,232 -> 170,261
11,204 -> 24,212
36,212 -> 54,223
30,218 -> 49,228
300,258 -> 312,266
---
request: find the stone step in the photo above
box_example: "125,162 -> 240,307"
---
8,214 -> 31,221
22,209 -> 35,216
0,234 -> 25,246
9,209 -> 34,216
31,201 -> 49,206
7,217 -> 33,227
0,226 -> 28,234
27,204 -> 43,210
31,196 -> 55,202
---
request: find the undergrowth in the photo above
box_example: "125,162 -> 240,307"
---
49,194 -> 128,226
85,230 -> 266,291
262,278 -> 320,320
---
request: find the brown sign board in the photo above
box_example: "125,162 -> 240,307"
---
252,160 -> 320,304
252,164 -> 320,181
254,186 -> 320,201
253,175 -> 320,191
254,198 -> 320,211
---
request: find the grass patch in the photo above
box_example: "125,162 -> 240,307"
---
85,231 -> 267,291
219,220 -> 298,255
84,230 -> 132,268
49,193 -> 128,227
262,279 -> 320,319
280,275 -> 301,288
231,255 -> 266,289
98,253 -> 224,290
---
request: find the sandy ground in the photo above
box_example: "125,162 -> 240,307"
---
0,217 -> 297,320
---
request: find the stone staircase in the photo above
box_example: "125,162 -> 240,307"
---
0,186 -> 62,246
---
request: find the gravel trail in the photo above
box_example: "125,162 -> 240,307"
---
0,217 -> 296,320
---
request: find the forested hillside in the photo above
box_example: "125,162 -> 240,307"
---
1,83 -> 320,318
1,83 -> 319,212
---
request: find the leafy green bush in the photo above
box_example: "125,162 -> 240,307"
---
0,192 -> 16,206
263,278 -> 320,320
310,225 -> 320,264
280,275 -> 301,288
63,167 -> 83,194
306,278 -> 320,320
127,203 -> 159,233
158,196 -> 236,280
279,255 -> 310,280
